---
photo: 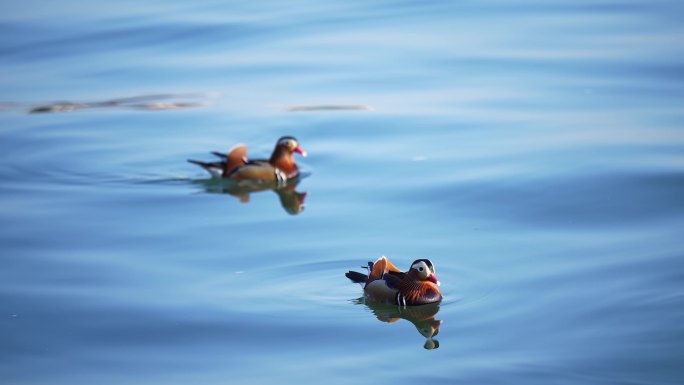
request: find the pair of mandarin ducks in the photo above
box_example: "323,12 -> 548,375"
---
188,137 -> 443,305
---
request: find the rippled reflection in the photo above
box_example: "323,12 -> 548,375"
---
17,93 -> 213,114
353,298 -> 442,350
194,178 -> 307,215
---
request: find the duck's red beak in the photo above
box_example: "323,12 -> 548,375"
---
294,146 -> 307,157
427,274 -> 440,286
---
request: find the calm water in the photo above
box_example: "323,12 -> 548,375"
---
2,1 -> 684,384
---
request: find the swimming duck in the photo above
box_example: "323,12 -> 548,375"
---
346,256 -> 442,306
188,136 -> 306,181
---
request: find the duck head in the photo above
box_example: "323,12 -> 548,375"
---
409,259 -> 440,286
270,136 -> 306,160
269,136 -> 307,178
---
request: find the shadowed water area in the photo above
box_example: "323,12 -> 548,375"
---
1,1 -> 684,384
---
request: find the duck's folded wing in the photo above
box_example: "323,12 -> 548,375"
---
229,164 -> 278,181
382,272 -> 404,289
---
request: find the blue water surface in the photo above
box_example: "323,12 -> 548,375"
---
1,1 -> 684,384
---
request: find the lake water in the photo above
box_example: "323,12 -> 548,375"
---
2,1 -> 684,384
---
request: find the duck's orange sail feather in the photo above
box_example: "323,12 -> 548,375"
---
223,144 -> 248,176
367,256 -> 402,283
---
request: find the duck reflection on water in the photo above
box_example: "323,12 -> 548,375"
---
195,177 -> 307,215
354,298 -> 443,349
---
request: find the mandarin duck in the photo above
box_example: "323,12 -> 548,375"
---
188,136 -> 306,182
346,256 -> 442,306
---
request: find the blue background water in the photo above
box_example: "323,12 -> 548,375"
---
2,1 -> 684,384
